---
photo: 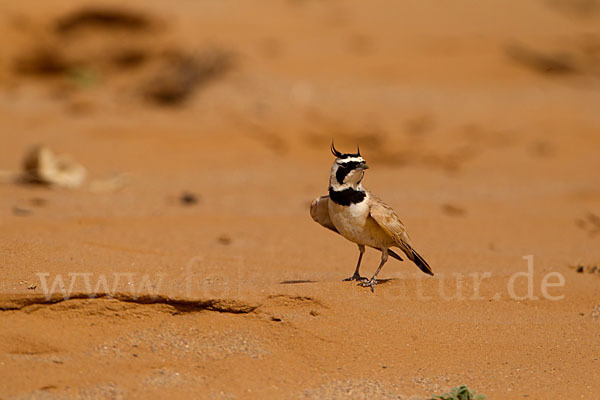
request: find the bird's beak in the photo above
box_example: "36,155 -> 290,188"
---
360,163 -> 369,170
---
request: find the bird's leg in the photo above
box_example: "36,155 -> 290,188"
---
360,249 -> 389,292
343,244 -> 367,281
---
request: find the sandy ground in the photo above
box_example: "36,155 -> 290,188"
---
1,1 -> 600,399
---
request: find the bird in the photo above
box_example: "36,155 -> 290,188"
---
310,142 -> 434,292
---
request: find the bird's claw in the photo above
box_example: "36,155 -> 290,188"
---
343,274 -> 368,282
358,278 -> 378,293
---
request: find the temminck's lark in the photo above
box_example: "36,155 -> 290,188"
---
310,143 -> 434,292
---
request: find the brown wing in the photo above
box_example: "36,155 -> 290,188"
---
368,193 -> 412,248
310,195 -> 338,233
368,193 -> 434,275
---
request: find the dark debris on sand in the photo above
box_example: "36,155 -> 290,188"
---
55,7 -> 155,35
141,50 -> 234,106
12,6 -> 235,108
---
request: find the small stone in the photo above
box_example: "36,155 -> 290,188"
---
217,235 -> 231,245
30,197 -> 47,207
180,191 -> 199,205
12,206 -> 32,216
441,203 -> 466,217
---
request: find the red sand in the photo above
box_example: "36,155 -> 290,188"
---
1,1 -> 599,399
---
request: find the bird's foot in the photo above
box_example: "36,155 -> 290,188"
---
358,278 -> 378,293
343,274 -> 368,282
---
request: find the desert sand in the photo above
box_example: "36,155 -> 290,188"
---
1,1 -> 599,399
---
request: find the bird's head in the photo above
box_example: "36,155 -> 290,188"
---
329,142 -> 369,189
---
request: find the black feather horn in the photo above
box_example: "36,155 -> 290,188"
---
357,144 -> 361,157
331,140 -> 343,158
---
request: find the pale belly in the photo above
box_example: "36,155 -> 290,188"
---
328,200 -> 394,249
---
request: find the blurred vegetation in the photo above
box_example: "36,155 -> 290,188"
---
430,385 -> 486,400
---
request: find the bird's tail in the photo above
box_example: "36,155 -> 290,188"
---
406,246 -> 434,276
